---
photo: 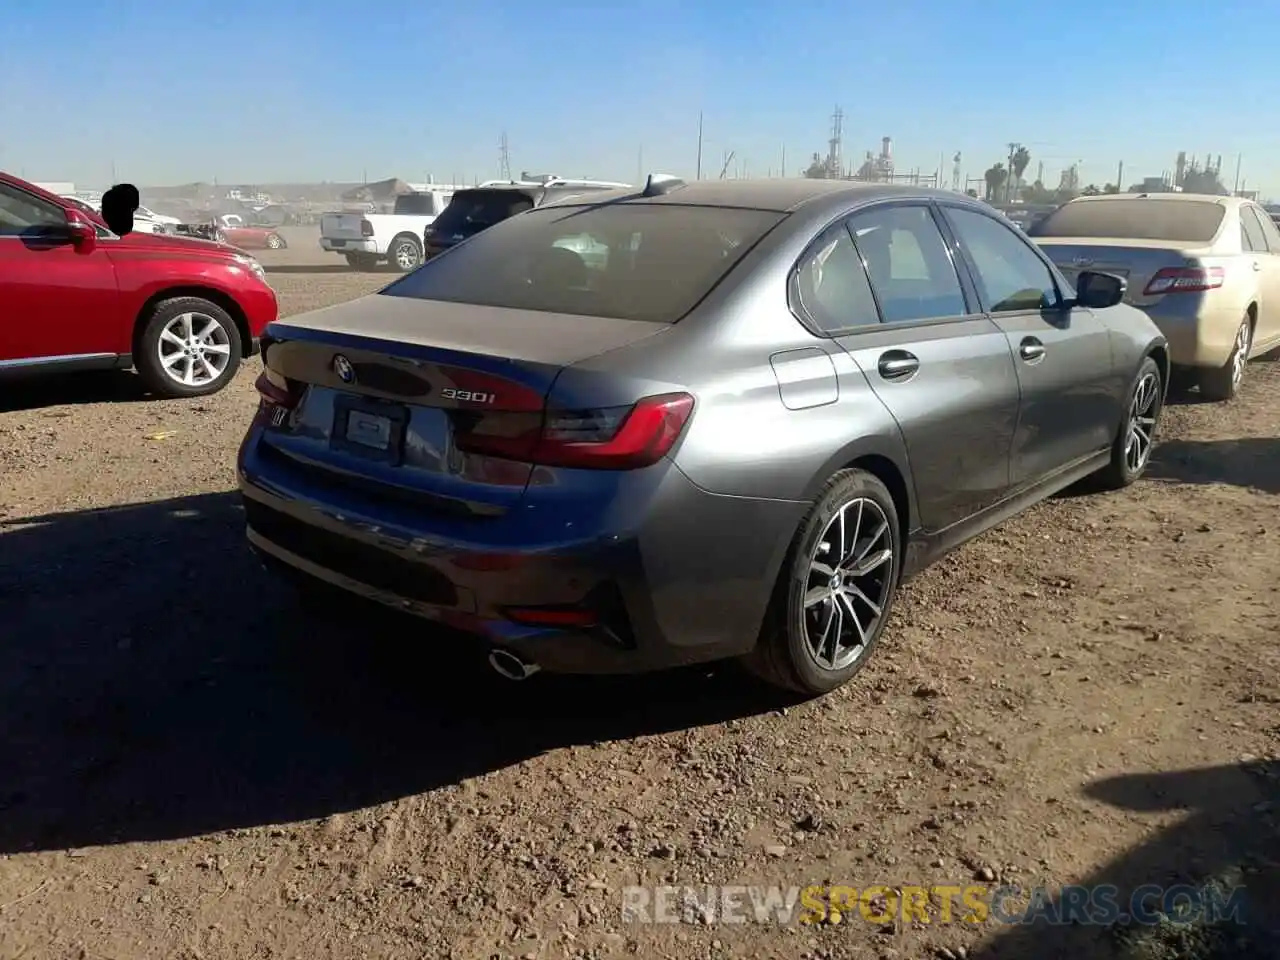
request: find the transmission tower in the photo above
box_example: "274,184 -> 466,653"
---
498,132 -> 511,181
827,106 -> 844,178
952,152 -> 962,191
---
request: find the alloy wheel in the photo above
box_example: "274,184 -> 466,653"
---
1231,320 -> 1251,388
395,242 -> 419,270
1124,371 -> 1160,473
803,498 -> 895,671
156,312 -> 232,388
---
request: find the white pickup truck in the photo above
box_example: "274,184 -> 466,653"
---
320,188 -> 460,271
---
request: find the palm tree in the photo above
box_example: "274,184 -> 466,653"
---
984,164 -> 1008,201
1011,146 -> 1031,201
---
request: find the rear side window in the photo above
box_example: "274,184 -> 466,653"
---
1242,206 -> 1270,252
846,205 -> 968,323
383,203 -> 786,323
1255,207 -> 1280,252
1029,199 -> 1226,243
792,223 -> 880,333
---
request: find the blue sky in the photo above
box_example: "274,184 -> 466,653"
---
3,0 -> 1278,197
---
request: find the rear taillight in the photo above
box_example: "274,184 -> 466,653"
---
360,219 -> 374,238
455,392 -> 694,470
1143,267 -> 1224,295
254,368 -> 303,422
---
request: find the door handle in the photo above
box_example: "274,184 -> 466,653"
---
1019,337 -> 1046,362
877,350 -> 919,381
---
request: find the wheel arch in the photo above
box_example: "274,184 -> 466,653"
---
390,231 -> 422,251
132,286 -> 253,360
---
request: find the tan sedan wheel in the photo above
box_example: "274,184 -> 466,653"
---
1199,316 -> 1251,402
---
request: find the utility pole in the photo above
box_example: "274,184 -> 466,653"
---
1233,153 -> 1243,194
498,133 -> 511,181
1116,160 -> 1124,192
695,113 -> 703,180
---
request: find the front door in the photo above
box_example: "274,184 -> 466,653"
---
831,202 -> 1020,534
0,182 -> 122,364
939,203 -> 1118,489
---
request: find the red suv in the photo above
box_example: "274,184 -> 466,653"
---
0,173 -> 277,397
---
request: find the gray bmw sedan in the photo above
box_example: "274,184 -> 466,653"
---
238,176 -> 1168,696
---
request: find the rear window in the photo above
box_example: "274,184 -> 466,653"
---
432,190 -> 536,233
1029,199 -> 1226,242
394,193 -> 438,216
382,203 -> 786,323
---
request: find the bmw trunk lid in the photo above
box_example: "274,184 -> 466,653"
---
253,293 -> 667,516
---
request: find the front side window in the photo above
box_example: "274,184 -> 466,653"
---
944,206 -> 1059,312
0,184 -> 66,236
384,203 -> 785,323
846,205 -> 967,323
792,222 -> 880,333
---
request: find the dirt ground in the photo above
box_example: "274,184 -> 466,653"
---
1,227 -> 1278,960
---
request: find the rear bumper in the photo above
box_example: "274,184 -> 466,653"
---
321,238 -> 377,255
236,425 -> 805,675
1140,299 -> 1247,369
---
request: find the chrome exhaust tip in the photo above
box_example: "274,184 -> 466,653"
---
488,648 -> 540,681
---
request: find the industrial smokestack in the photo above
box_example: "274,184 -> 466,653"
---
881,137 -> 892,160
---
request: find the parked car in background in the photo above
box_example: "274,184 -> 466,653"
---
1030,193 -> 1280,401
423,179 -> 629,260
61,195 -> 174,235
217,213 -> 287,250
1,172 -> 278,397
239,177 -> 1167,696
137,204 -> 181,227
320,188 -> 463,272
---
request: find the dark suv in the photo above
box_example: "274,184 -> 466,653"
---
423,180 -> 624,258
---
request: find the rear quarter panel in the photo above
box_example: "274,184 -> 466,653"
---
565,217 -> 914,509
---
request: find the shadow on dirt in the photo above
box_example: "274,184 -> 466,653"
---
1147,438 -> 1280,495
0,492 -> 793,853
0,370 -> 153,414
968,761 -> 1280,960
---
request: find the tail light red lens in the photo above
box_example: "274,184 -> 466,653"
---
359,219 -> 374,238
455,392 -> 694,470
254,368 -> 302,414
1143,266 -> 1224,296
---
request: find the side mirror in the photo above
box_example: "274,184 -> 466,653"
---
1075,269 -> 1126,309
64,211 -> 98,252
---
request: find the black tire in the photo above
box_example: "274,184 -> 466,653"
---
388,234 -> 423,272
1198,314 -> 1252,402
266,233 -> 286,250
1094,356 -> 1163,490
133,296 -> 243,398
744,469 -> 901,696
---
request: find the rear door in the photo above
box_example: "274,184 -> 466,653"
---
0,181 -> 123,363
829,202 -> 1020,533
1243,204 -> 1280,350
940,202 -> 1118,489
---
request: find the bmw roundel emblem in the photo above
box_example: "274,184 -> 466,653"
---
333,354 -> 355,384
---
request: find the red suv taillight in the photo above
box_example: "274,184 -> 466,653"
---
359,219 -> 374,238
1143,266 -> 1224,296
455,393 -> 695,470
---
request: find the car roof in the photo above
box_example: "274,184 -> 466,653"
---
538,178 -> 973,214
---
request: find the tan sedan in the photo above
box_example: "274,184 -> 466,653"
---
1031,193 -> 1280,400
